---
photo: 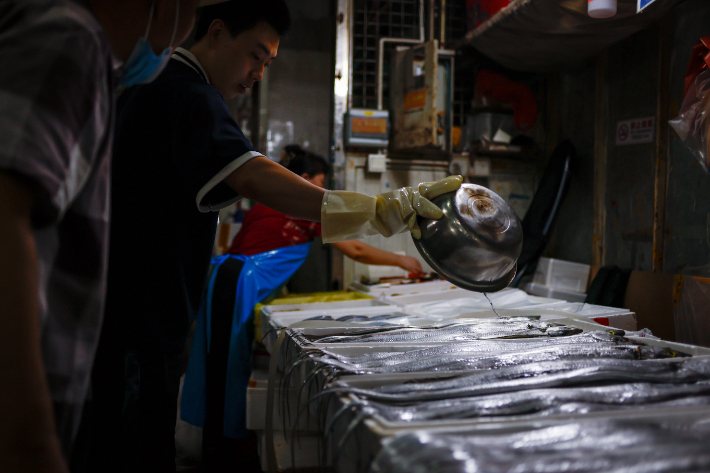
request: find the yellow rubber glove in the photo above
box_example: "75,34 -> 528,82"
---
321,175 -> 463,243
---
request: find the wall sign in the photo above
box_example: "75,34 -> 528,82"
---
616,116 -> 655,146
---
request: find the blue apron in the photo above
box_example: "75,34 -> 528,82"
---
180,242 -> 312,438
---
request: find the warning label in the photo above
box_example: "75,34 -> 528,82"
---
616,116 -> 655,146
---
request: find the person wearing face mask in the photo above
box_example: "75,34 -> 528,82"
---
86,0 -> 461,471
0,1 -> 199,472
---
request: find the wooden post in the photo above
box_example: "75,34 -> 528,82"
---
652,18 -> 672,273
593,51 -> 609,268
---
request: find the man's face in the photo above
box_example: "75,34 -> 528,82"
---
212,21 -> 279,100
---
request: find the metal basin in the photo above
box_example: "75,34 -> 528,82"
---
413,183 -> 523,292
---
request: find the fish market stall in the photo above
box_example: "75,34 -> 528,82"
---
252,295 -> 710,472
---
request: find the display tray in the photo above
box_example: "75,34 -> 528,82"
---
273,313 -> 665,417
260,302 -> 399,354
261,297 -> 390,315
407,289 -> 634,322
327,404 -> 710,473
382,288 -> 485,307
350,279 -> 455,297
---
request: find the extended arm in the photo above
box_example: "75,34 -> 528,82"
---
224,157 -> 463,241
331,240 -> 422,273
0,172 -> 68,473
223,156 -> 324,222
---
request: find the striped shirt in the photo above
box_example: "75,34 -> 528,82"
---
0,0 -> 116,454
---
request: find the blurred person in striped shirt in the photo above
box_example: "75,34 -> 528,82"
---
0,1 -> 199,471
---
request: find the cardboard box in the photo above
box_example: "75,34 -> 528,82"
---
588,267 -> 675,341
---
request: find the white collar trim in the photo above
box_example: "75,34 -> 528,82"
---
171,47 -> 210,84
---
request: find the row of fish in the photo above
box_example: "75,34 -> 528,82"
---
305,318 -> 583,344
277,314 -> 710,472
369,419 -> 710,472
319,358 -> 710,442
303,330 -> 685,374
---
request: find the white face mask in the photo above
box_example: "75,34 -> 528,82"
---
119,0 -> 179,87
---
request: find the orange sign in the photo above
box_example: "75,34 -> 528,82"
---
403,89 -> 427,110
351,116 -> 387,134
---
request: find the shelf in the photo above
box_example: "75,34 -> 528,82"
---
453,0 -> 682,71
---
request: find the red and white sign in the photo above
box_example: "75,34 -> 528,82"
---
616,116 -> 655,146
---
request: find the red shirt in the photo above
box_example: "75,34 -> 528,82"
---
228,203 -> 321,256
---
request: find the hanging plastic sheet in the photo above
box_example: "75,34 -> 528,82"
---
669,37 -> 710,172
180,242 -> 311,438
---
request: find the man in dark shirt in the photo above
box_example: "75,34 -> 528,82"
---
87,1 -> 460,471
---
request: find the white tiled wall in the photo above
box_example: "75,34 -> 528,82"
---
342,155 -> 448,288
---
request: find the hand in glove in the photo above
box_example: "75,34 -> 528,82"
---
321,175 -> 463,243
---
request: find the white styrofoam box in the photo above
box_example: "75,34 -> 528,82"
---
246,369 -> 319,432
533,257 -> 591,293
358,261 -> 408,283
404,288 -> 567,320
625,337 -> 710,357
328,401 -> 710,473
257,430 -> 322,472
522,281 -> 587,303
524,302 -> 637,331
260,300 -> 398,353
581,312 -> 636,331
261,298 -> 392,316
383,288 -> 479,307
408,288 -> 636,330
350,280 -> 456,298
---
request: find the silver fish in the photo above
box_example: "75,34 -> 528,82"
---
369,419 -> 710,473
311,344 -> 684,374
312,320 -> 583,344
361,380 -> 710,422
325,358 -> 710,403
314,330 -> 636,367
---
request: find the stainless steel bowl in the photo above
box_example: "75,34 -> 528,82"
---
413,183 -> 523,292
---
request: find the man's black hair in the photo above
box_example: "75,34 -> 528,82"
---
281,145 -> 330,178
194,0 -> 291,42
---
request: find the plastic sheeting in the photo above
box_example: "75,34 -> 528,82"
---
456,0 -> 682,71
409,287 -> 632,321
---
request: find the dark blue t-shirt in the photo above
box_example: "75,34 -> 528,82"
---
105,52 -> 260,350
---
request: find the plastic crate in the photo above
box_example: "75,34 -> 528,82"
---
522,281 -> 587,302
533,257 -> 590,293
